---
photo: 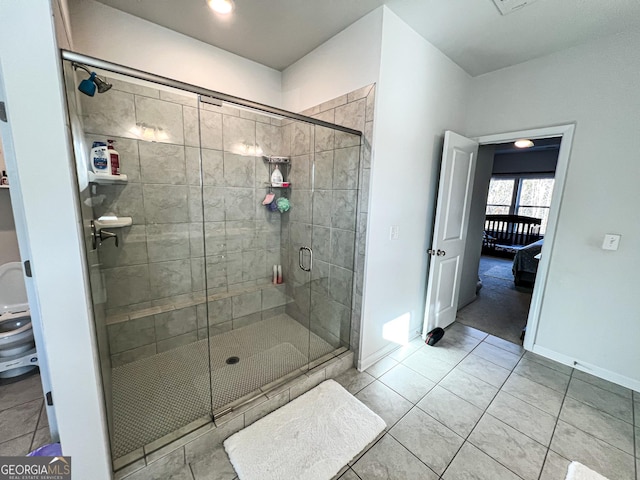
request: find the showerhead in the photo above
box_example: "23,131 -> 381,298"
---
73,62 -> 112,96
78,73 -> 97,97
94,76 -> 112,93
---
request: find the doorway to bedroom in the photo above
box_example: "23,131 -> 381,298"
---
456,137 -> 561,345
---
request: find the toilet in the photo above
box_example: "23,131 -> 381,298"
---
0,262 -> 38,378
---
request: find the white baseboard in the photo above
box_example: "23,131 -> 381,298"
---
532,344 -> 640,393
357,333 -> 422,372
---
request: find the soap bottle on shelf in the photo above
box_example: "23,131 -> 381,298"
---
90,141 -> 110,175
271,165 -> 283,187
107,139 -> 120,175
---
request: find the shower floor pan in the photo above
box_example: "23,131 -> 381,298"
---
111,314 -> 336,460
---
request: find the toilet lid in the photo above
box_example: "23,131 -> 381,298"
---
0,262 -> 29,315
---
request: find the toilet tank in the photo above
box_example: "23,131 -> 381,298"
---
0,262 -> 29,314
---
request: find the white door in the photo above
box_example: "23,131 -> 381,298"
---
423,131 -> 478,335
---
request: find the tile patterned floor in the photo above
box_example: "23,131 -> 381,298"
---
0,373 -> 51,456
122,321 -> 639,480
112,314 -> 334,459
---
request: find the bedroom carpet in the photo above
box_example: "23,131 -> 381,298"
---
456,255 -> 532,344
223,380 -> 386,480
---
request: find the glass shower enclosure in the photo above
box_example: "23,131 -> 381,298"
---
62,54 -> 361,467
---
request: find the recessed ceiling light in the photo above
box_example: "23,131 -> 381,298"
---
514,139 -> 534,148
207,0 -> 234,14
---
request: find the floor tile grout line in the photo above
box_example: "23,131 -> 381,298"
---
536,366 -> 575,480
27,400 -> 45,453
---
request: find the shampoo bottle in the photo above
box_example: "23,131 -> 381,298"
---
271,165 -> 283,186
90,141 -> 110,174
107,139 -> 120,175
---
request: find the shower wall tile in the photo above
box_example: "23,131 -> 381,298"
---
289,189 -> 311,223
188,186 -> 203,222
330,265 -> 353,308
201,149 -> 224,185
262,285 -> 288,310
154,306 -> 198,341
111,344 -> 156,368
232,291 -> 262,318
312,226 -> 331,263
289,222 -> 312,247
224,188 -> 255,221
204,222 -> 226,256
360,168 -> 371,213
366,88 -> 375,123
135,95 -> 184,145
95,183 -> 145,224
290,155 -> 311,189
200,109 -> 223,150
223,115 -> 255,153
103,265 -> 151,308
143,184 -> 189,223
314,151 -> 334,189
81,89 -> 137,139
145,224 -> 191,262
159,90 -> 198,107
183,106 -> 200,147
292,122 -> 312,156
233,312 -> 262,329
333,146 -> 360,190
139,142 -> 186,185
107,316 -> 155,354
242,250 -> 266,282
185,147 -> 201,185
311,190 -> 332,227
256,122 -> 284,156
347,85 -> 373,103
99,225 -> 148,268
208,298 -> 232,325
148,259 -> 192,299
191,257 -> 205,292
334,130 -> 361,149
363,121 -> 374,169
331,190 -> 358,231
188,223 -> 205,257
157,331 -> 198,353
335,99 -> 366,133
318,94 -> 347,113
311,260 -> 330,296
226,252 -> 244,285
331,229 -> 356,270
223,153 -> 255,188
202,187 -> 226,222
107,77 -> 160,98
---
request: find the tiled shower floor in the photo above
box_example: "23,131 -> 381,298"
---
111,314 -> 334,459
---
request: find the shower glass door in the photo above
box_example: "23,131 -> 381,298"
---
63,61 -> 214,465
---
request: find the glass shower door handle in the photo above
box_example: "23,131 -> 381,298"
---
298,246 -> 312,272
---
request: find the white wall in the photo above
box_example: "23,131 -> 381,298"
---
466,29 -> 640,389
281,8 -> 383,113
0,1 -> 111,477
69,0 -> 282,106
359,8 -> 472,368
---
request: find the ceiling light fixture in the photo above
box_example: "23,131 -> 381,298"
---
207,0 -> 235,14
514,139 -> 534,149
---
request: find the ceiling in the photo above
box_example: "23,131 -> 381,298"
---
94,0 -> 640,75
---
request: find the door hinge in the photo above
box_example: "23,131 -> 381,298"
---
46,391 -> 53,406
24,260 -> 32,277
0,102 -> 6,122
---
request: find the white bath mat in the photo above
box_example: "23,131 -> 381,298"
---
223,379 -> 386,480
565,461 -> 610,480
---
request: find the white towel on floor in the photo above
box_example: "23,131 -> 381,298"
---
565,461 -> 610,480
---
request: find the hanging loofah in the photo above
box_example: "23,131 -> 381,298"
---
276,197 -> 290,213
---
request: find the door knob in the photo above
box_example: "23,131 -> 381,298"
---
436,249 -> 446,256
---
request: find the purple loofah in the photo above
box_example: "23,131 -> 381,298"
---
268,200 -> 279,212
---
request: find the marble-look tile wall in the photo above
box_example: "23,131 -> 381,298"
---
284,85 -> 375,360
79,77 -> 288,365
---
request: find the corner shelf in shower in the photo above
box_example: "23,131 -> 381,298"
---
94,216 -> 133,230
264,183 -> 291,188
0,185 -> 9,189
88,172 -> 128,184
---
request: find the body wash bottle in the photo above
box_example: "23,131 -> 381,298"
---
271,165 -> 283,186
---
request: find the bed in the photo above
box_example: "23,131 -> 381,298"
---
512,239 -> 544,286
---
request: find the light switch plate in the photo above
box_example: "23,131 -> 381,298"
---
602,234 -> 621,251
390,225 -> 399,240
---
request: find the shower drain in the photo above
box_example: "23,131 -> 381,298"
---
226,356 -> 240,365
